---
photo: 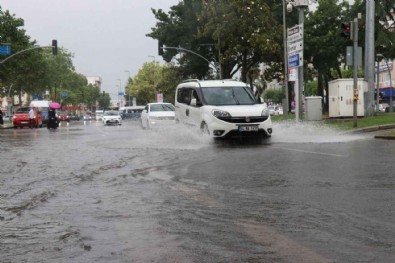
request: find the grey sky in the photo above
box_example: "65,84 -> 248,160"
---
1,0 -> 179,100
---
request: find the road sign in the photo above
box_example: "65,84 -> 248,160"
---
118,92 -> 125,96
288,51 -> 303,68
0,45 -> 11,55
287,25 -> 303,40
288,40 -> 303,54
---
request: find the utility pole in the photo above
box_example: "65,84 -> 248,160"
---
352,18 -> 359,128
364,0 -> 375,116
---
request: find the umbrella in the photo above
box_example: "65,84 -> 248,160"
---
49,102 -> 61,109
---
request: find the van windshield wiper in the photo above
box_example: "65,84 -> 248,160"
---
231,87 -> 240,105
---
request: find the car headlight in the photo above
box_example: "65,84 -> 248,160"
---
261,107 -> 269,116
212,109 -> 231,118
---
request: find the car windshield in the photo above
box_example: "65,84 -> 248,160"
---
201,86 -> 256,105
150,104 -> 174,112
16,108 -> 30,113
104,111 -> 119,116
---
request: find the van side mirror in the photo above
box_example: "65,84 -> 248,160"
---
190,98 -> 197,106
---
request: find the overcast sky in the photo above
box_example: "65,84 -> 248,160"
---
1,0 -> 179,100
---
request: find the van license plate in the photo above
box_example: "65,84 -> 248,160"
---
238,125 -> 258,132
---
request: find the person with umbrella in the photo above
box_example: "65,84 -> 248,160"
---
47,102 -> 60,129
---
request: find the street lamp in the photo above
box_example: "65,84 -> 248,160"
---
148,55 -> 157,90
376,54 -> 393,112
116,79 -> 121,109
124,70 -> 131,106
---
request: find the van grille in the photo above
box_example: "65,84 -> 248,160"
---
217,116 -> 268,123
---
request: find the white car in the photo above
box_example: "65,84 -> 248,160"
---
140,103 -> 175,129
102,110 -> 122,125
175,79 -> 272,138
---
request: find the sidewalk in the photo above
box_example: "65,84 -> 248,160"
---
0,122 -> 14,129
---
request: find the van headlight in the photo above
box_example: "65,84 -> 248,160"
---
261,107 -> 269,116
212,109 -> 231,118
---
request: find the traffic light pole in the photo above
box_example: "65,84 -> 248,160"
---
0,46 -> 52,64
159,46 -> 219,78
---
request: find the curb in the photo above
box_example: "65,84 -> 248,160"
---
374,135 -> 395,140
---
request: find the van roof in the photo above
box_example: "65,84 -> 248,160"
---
30,100 -> 50,107
178,79 -> 248,88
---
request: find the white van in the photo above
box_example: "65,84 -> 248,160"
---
175,79 -> 272,138
30,100 -> 50,124
95,110 -> 104,121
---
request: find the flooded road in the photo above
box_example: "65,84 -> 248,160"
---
0,120 -> 394,262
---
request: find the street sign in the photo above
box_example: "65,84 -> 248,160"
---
289,68 -> 298,81
118,92 -> 125,96
288,40 -> 303,54
288,51 -> 303,68
287,25 -> 303,42
0,45 -> 11,55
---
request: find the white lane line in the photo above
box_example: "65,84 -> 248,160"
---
270,146 -> 348,158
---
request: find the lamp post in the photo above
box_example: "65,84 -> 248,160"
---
124,70 -> 131,106
148,55 -> 157,89
377,54 -> 393,112
116,79 -> 121,109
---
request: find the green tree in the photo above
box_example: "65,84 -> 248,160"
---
127,62 -> 181,105
199,1 -> 283,82
97,91 -> 111,110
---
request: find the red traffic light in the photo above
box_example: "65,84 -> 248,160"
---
341,22 -> 351,38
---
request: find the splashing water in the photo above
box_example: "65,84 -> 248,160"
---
270,120 -> 369,144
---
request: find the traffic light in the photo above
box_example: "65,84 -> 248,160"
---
52,39 -> 58,55
341,22 -> 351,39
158,41 -> 163,56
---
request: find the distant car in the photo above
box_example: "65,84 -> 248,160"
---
380,103 -> 389,112
83,115 -> 92,121
3,115 -> 11,122
102,110 -> 122,125
57,111 -> 70,122
13,107 -> 43,128
268,105 -> 276,116
69,114 -> 80,121
140,103 -> 175,129
277,107 -> 284,116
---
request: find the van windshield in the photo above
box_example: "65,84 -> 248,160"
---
201,86 -> 256,106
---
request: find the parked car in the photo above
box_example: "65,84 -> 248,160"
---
102,110 -> 122,125
174,79 -> 272,138
57,111 -> 70,122
140,103 -> 175,129
13,107 -> 43,128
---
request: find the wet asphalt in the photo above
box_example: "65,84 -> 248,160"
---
0,120 -> 394,262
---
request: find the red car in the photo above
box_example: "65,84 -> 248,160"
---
13,107 -> 43,128
57,111 -> 70,122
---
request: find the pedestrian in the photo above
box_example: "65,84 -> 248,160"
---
0,109 -> 3,125
29,107 -> 35,128
47,107 -> 58,129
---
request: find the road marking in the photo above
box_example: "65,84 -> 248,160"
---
237,220 -> 332,263
270,146 -> 347,158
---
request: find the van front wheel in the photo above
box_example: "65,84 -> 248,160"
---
201,122 -> 209,135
